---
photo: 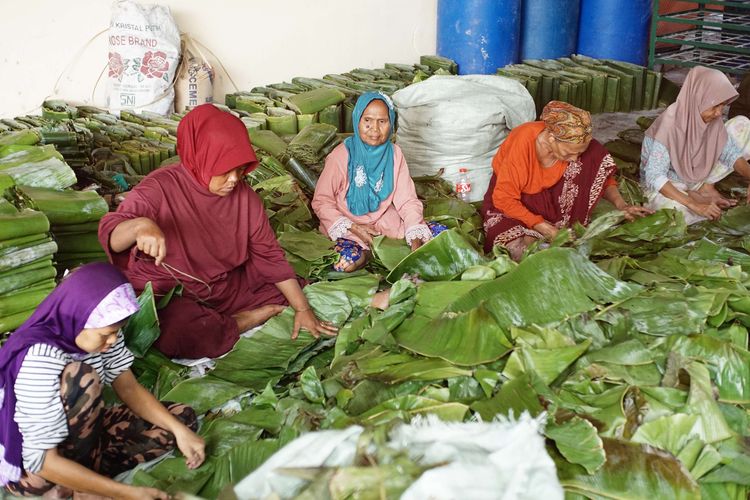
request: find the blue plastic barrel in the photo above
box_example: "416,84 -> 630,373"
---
521,0 -> 581,60
437,0 -> 522,74
576,0 -> 653,65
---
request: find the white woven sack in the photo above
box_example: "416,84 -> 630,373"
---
106,0 -> 180,115
393,75 -> 536,202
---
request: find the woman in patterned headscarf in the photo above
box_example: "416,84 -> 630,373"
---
481,101 -> 651,260
641,66 -> 750,225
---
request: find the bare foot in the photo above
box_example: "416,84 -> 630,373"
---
72,492 -> 110,500
337,250 -> 371,273
233,304 -> 286,331
696,183 -> 737,208
371,289 -> 390,310
42,485 -> 74,499
505,236 -> 534,262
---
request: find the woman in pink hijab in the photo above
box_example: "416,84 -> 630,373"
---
640,66 -> 750,224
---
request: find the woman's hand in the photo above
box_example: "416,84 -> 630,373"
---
292,308 -> 338,339
349,224 -> 380,246
121,486 -> 170,500
533,221 -> 559,241
619,204 -> 654,221
174,426 -> 206,470
690,201 -> 722,220
134,218 -> 167,266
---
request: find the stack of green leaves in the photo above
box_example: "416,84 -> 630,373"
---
16,186 -> 109,272
0,144 -> 77,190
0,194 -> 56,334
498,55 -> 664,115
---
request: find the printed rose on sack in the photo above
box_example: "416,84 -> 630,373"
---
140,51 -> 170,80
108,52 -> 126,81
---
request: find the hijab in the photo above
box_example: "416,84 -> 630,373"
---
645,66 -> 738,184
344,92 -> 396,216
178,104 -> 258,186
541,101 -> 593,144
0,263 -> 138,485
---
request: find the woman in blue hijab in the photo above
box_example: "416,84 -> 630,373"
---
312,92 -> 446,271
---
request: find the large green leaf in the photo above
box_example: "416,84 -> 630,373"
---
122,282 -> 160,358
395,302 -> 512,366
448,248 -> 640,326
503,340 -> 591,385
278,228 -> 338,279
556,438 -> 701,499
668,335 -> 750,404
358,395 -> 468,426
370,236 -> 411,271
386,229 -> 486,283
546,416 -> 606,474
162,375 -> 250,413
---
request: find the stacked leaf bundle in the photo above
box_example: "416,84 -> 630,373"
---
498,54 -> 664,116
16,186 -> 109,273
0,193 -> 56,334
225,55 -> 457,135
0,132 -> 78,190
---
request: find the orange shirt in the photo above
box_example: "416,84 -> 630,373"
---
491,122 -> 616,228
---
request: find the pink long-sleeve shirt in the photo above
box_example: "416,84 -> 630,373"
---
312,143 -> 429,248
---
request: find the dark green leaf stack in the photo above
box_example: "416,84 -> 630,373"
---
16,186 -> 109,273
498,55 -> 664,116
0,191 -> 56,336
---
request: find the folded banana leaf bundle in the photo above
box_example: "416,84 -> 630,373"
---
499,55 -> 663,115
0,144 -> 77,190
287,123 -> 338,165
0,197 -> 57,334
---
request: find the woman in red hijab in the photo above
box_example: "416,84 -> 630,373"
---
98,104 -> 336,359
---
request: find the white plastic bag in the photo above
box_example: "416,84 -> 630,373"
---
106,0 -> 180,115
232,414 -> 563,500
393,75 -> 536,202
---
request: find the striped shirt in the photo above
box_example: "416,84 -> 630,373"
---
13,333 -> 134,473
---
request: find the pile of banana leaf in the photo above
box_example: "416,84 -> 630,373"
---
498,55 -> 675,117
0,188 -> 56,336
13,186 -> 109,273
110,200 -> 750,498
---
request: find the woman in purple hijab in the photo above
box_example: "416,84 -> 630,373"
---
0,262 -> 205,499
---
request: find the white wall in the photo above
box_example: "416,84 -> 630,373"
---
0,0 -> 437,117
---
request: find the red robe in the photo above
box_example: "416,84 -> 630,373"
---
99,104 -> 297,358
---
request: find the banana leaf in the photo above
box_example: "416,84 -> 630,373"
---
0,284 -> 53,317
287,123 -> 337,165
555,438 -> 701,499
122,282 -> 160,358
53,232 -> 104,254
589,209 -> 688,257
18,186 -> 108,225
386,230 -> 485,283
0,208 -> 49,241
668,335 -> 750,404
358,394 -> 468,426
162,375 -> 251,414
0,308 -> 35,333
370,236 -> 410,271
0,260 -> 55,295
545,416 -> 606,474
0,240 -> 57,272
277,228 -> 337,280
503,340 -> 592,385
132,458 -> 215,495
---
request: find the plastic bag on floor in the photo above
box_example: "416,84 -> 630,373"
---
393,75 -> 536,202
232,413 -> 562,500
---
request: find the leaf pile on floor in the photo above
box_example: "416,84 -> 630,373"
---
121,195 -> 750,498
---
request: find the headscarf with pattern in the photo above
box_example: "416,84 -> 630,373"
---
541,101 -> 593,144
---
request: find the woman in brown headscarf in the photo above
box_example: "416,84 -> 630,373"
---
481,101 -> 651,260
641,66 -> 750,224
